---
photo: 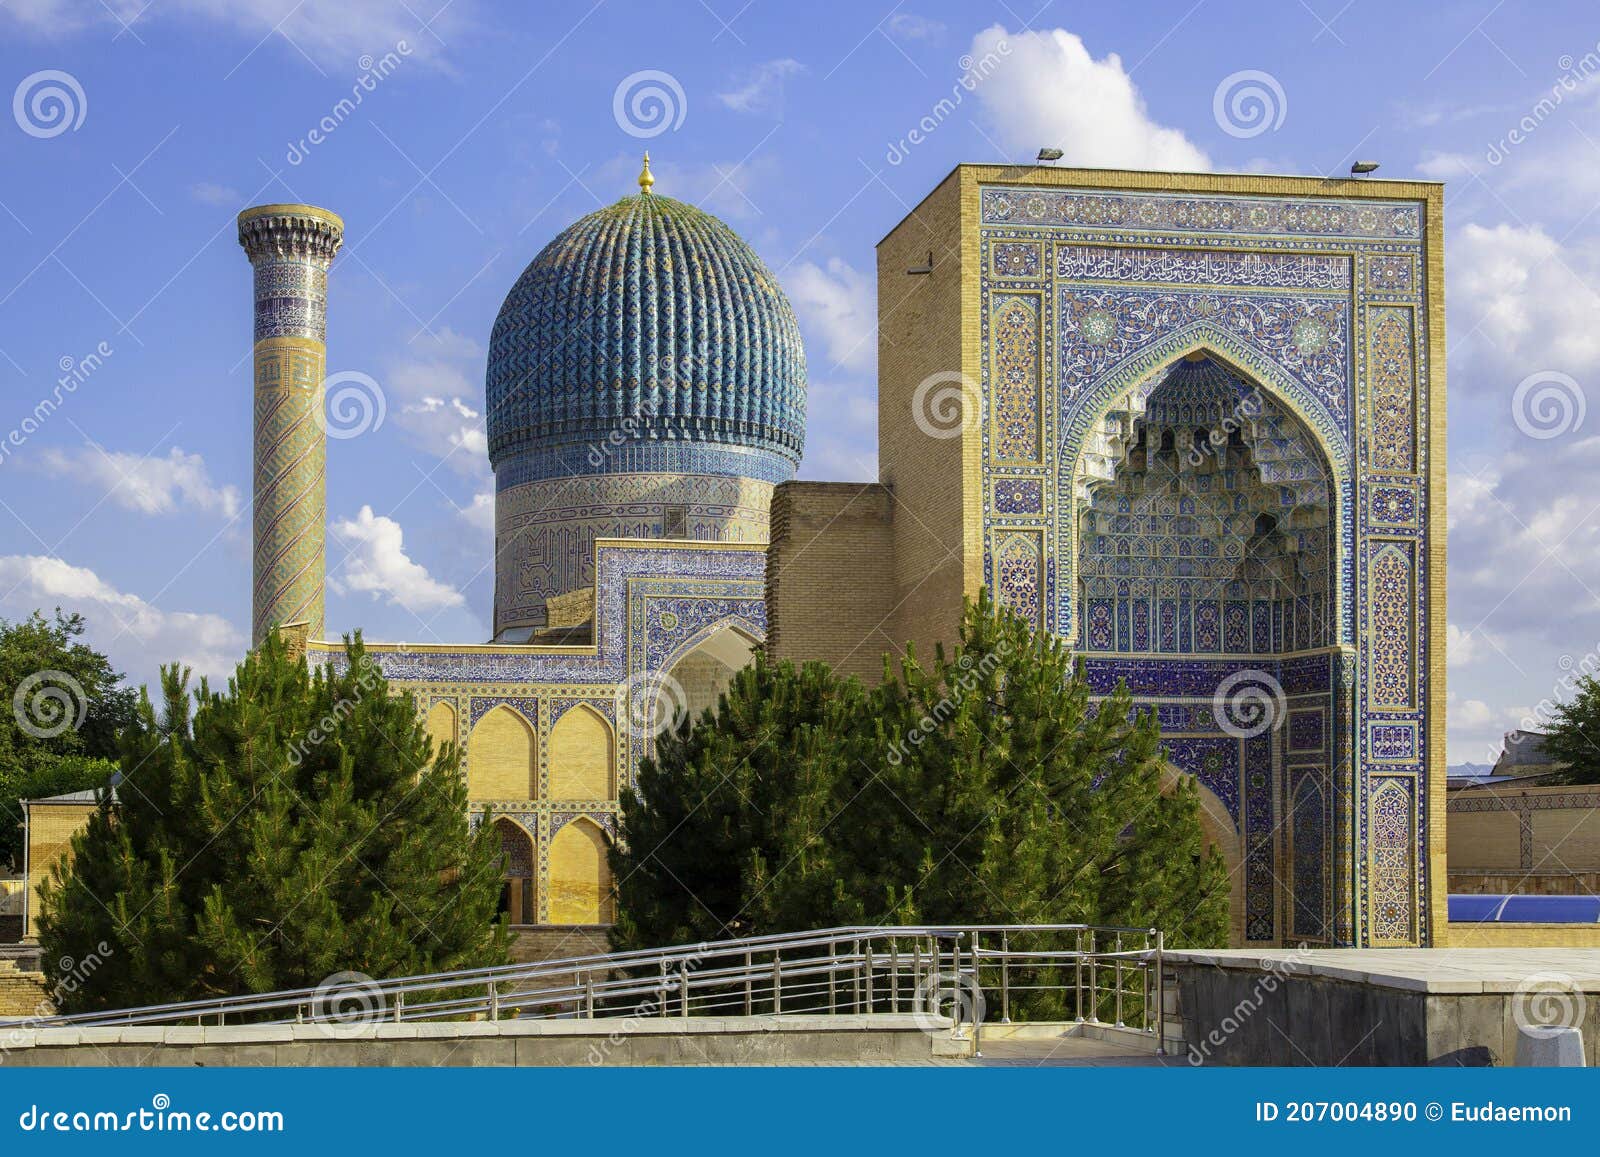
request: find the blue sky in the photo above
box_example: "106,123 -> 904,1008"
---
1,0 -> 1598,766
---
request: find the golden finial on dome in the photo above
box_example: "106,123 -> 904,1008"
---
638,152 -> 655,194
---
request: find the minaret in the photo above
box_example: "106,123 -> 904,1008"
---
237,204 -> 344,646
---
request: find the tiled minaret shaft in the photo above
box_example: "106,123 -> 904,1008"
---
237,204 -> 343,646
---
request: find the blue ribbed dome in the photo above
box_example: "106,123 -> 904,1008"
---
486,192 -> 807,473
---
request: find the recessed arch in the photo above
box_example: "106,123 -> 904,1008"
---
1063,343 -> 1345,646
491,817 -> 536,926
1062,327 -> 1350,490
423,700 -> 457,765
549,704 -> 614,799
548,817 -> 614,925
661,620 -> 760,727
467,704 -> 537,801
1162,765 -> 1244,947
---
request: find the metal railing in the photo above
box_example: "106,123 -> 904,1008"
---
10,924 -> 1165,1049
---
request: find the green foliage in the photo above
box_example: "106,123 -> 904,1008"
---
38,632 -> 509,1012
0,610 -> 135,869
1537,675 -> 1600,785
612,589 -> 1231,960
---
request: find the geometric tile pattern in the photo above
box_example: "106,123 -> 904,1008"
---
239,206 -> 343,645
978,181 -> 1436,947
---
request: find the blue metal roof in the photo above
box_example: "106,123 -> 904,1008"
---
1448,894 -> 1600,923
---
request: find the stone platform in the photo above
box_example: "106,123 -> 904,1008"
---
1168,948 -> 1600,1066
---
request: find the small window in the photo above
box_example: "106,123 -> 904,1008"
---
662,505 -> 688,538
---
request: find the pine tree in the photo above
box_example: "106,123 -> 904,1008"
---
609,656 -> 858,949
38,632 -> 509,1012
613,590 -> 1230,966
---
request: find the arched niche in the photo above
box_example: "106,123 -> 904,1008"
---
1162,765 -> 1244,947
549,704 -> 614,800
424,700 -> 457,765
548,818 -> 614,926
492,817 -> 536,926
664,623 -> 758,726
467,704 -> 537,801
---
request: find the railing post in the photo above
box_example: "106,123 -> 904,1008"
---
678,960 -> 690,1018
489,980 -> 500,1022
828,941 -> 837,1014
864,945 -> 875,1013
1000,930 -> 1011,1024
771,954 -> 782,1015
744,951 -> 753,1017
658,960 -> 669,1016
1115,931 -> 1125,1027
394,991 -> 404,1023
1087,928 -> 1099,1024
853,937 -> 863,1013
1074,928 -> 1085,1022
584,974 -> 595,1019
890,940 -> 900,1013
1154,928 -> 1167,1057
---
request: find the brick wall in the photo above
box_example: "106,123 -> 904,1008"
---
0,960 -> 51,1019
875,169 -> 978,663
765,481 -> 897,683
1447,783 -> 1600,876
24,801 -> 96,940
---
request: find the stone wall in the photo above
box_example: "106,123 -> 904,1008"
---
765,481 -> 896,683
0,1015 -> 963,1067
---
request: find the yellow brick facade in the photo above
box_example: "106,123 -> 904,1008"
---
22,798 -> 98,940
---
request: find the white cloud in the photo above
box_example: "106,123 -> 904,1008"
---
40,446 -> 242,519
189,182 -> 241,207
971,25 -> 1209,171
329,505 -> 464,613
1449,222 -> 1600,387
459,491 -> 495,534
786,257 -> 875,374
885,12 -> 943,41
0,554 -> 246,683
383,327 -> 490,479
1448,622 -> 1503,669
717,58 -> 804,115
2,0 -> 461,67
